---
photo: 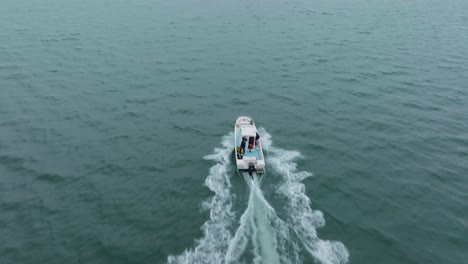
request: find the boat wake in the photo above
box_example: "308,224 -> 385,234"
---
259,128 -> 349,264
224,173 -> 300,264
167,130 -> 348,264
167,133 -> 235,264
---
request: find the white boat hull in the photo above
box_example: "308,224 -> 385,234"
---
234,116 -> 265,174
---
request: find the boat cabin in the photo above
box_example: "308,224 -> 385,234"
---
236,126 -> 262,160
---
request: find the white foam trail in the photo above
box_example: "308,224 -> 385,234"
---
167,133 -> 235,264
225,173 -> 281,264
250,174 -> 280,264
224,175 -> 253,264
259,128 -> 349,264
226,173 -> 300,264
168,129 -> 347,264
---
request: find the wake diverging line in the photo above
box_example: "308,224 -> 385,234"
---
225,171 -> 303,264
225,173 -> 282,264
167,133 -> 235,264
259,128 -> 349,264
168,130 -> 348,264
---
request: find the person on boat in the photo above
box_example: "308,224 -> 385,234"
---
248,137 -> 255,152
255,132 -> 260,144
240,137 -> 247,154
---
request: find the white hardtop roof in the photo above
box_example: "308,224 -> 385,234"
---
241,126 -> 257,137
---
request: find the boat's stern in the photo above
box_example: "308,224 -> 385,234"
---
236,157 -> 265,174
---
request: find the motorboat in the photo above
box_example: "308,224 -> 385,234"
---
234,116 -> 265,175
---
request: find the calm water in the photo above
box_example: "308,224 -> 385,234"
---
1,0 -> 468,263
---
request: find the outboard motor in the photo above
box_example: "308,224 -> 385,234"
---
248,162 -> 255,176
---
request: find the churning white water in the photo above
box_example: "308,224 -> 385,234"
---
168,130 -> 348,264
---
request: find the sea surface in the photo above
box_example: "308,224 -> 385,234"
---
1,0 -> 468,263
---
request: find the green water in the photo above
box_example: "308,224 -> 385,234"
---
1,0 -> 468,263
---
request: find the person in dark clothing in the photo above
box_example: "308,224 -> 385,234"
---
240,137 -> 247,154
248,137 -> 255,152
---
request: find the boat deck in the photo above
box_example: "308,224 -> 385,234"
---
235,127 -> 262,160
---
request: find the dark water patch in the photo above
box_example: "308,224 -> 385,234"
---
125,97 -> 161,105
171,158 -> 195,169
231,98 -> 249,105
0,200 -> 23,212
345,89 -> 375,100
121,111 -> 144,119
140,165 -> 165,173
171,123 -> 206,136
378,69 -> 411,76
36,173 -> 65,184
267,92 -> 300,106
400,101 -> 442,112
305,142 -> 326,151
89,162 -> 130,177
2,72 -> 29,80
0,116 -> 33,127
101,135 -> 130,144
366,227 -> 399,248
173,108 -> 195,115
104,88 -> 120,93
0,155 -> 37,173
0,64 -> 23,72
